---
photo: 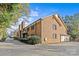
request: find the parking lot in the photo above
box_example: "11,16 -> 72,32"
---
0,40 -> 79,56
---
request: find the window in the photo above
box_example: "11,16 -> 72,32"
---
31,25 -> 35,30
52,24 -> 57,30
23,33 -> 26,38
27,28 -> 29,31
52,33 -> 57,39
31,34 -> 35,36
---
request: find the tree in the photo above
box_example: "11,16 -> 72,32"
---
64,13 -> 79,41
0,3 -> 29,40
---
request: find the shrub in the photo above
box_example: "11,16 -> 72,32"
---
13,37 -> 18,40
13,37 -> 27,40
0,37 -> 6,42
13,37 -> 28,43
13,36 -> 41,45
27,35 -> 41,45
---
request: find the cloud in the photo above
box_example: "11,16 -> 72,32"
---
30,10 -> 39,17
35,7 -> 40,11
28,17 -> 35,24
30,7 -> 39,17
28,7 -> 40,24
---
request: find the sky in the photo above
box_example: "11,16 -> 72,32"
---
7,3 -> 79,36
29,3 -> 79,23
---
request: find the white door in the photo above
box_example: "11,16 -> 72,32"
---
61,35 -> 69,42
61,36 -> 65,42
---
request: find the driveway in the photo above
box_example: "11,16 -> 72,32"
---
0,40 -> 79,56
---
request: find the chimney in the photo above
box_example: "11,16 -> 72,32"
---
19,25 -> 21,31
19,25 -> 21,38
21,21 -> 25,31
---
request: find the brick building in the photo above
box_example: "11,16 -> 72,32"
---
15,14 -> 70,44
